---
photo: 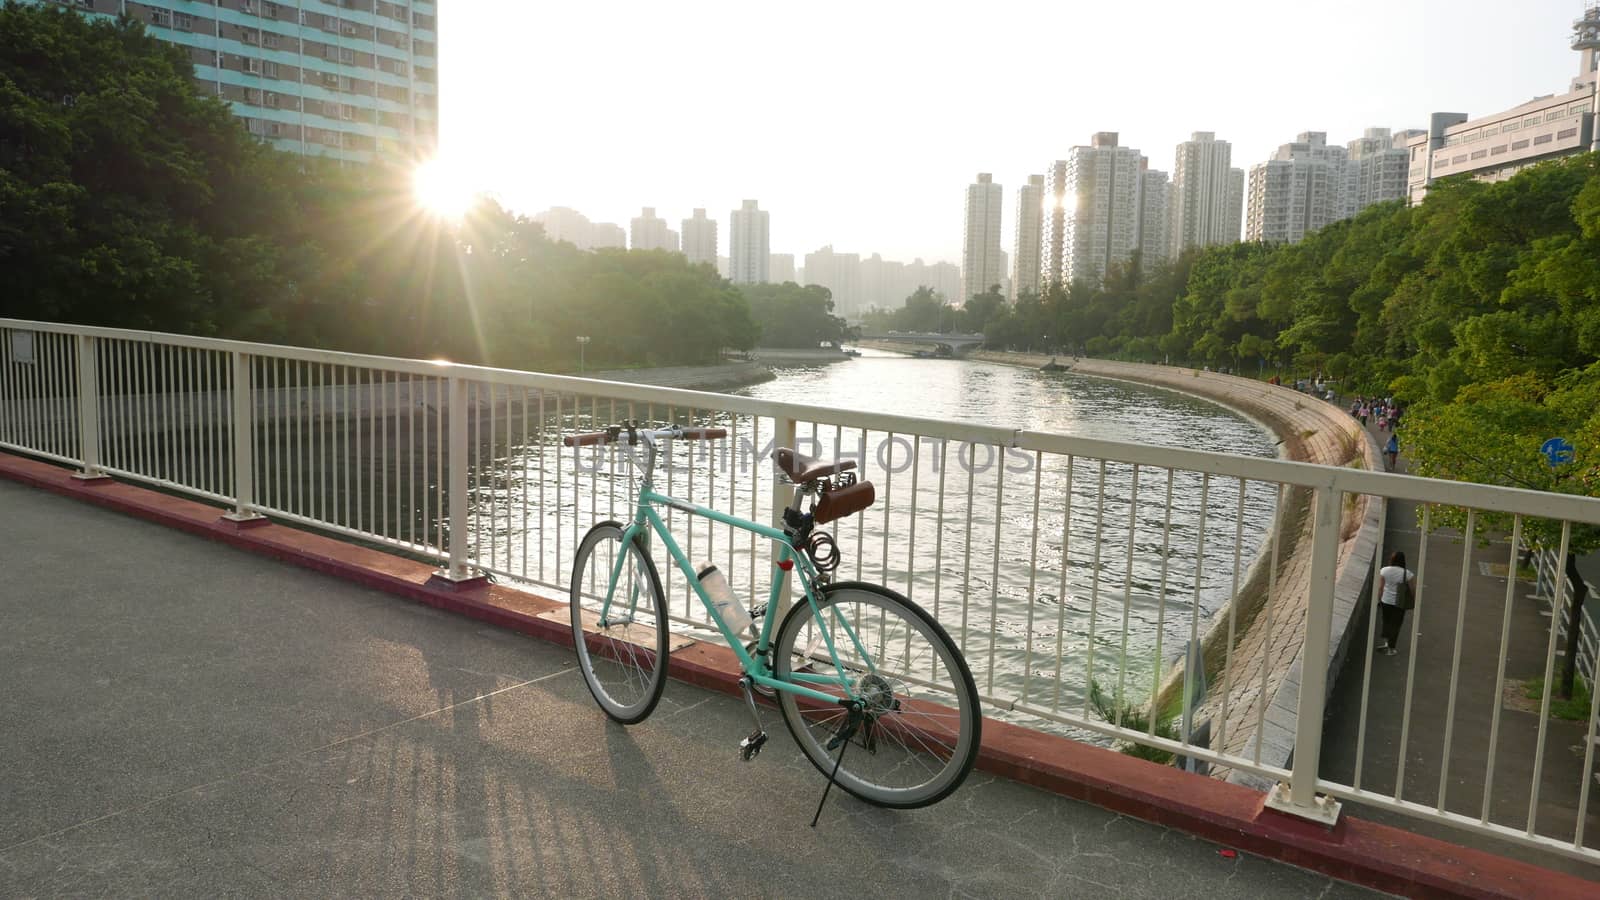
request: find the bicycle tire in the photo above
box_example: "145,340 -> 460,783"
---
772,581 -> 982,809
569,521 -> 670,724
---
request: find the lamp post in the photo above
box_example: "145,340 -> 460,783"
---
576,335 -> 590,375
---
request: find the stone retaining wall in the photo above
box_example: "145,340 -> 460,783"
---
972,352 -> 1385,785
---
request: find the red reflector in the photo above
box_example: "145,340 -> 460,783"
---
778,559 -> 794,571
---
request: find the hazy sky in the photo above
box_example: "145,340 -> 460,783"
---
437,0 -> 1586,265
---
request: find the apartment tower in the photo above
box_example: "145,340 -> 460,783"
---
962,173 -> 1004,303
1169,132 -> 1239,254
681,208 -> 718,267
729,200 -> 770,284
630,208 -> 679,253
1137,165 -> 1170,269
1011,175 -> 1045,299
1044,133 -> 1145,286
28,0 -> 439,164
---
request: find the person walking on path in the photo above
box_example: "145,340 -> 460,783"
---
1377,551 -> 1416,654
1383,433 -> 1399,472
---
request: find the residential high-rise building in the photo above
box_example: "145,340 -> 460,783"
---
533,207 -> 626,251
1246,132 -> 1351,244
681,208 -> 718,267
1137,165 -> 1170,269
1224,169 -> 1245,244
962,173 -> 1004,304
27,0 -> 438,164
717,256 -> 732,279
630,208 -> 679,253
1345,128 -> 1412,215
729,200 -> 770,284
769,254 -> 796,283
1012,175 -> 1045,299
1169,132 -> 1237,254
1045,133 -> 1145,286
803,246 -> 861,316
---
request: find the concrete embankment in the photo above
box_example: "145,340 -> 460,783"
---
748,347 -> 855,364
973,351 -> 1384,786
584,360 -> 774,391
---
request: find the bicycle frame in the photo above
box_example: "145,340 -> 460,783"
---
594,440 -> 873,707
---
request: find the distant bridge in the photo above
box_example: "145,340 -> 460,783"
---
857,332 -> 986,355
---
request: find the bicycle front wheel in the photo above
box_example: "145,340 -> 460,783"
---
570,521 -> 669,724
772,581 -> 982,809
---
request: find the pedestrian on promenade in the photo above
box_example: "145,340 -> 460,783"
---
1383,433 -> 1399,472
1377,551 -> 1416,655
1359,402 -> 1370,427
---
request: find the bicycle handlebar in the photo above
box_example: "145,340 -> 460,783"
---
562,425 -> 728,447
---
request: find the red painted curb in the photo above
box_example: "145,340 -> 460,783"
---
2,451 -> 1593,899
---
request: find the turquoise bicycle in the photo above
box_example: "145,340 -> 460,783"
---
565,423 -> 982,810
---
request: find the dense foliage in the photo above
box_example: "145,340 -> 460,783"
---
0,4 -> 773,369
739,281 -> 853,348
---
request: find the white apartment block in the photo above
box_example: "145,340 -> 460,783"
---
1046,133 -> 1145,286
1245,132 -> 1350,244
534,207 -> 626,251
769,254 -> 796,283
1170,132 -> 1239,254
1138,166 -> 1170,270
729,200 -> 770,284
1346,128 -> 1413,214
1012,174 -> 1045,299
1405,6 -> 1600,204
681,208 -> 718,267
803,246 -> 861,316
630,208 -> 679,253
962,173 -> 1005,303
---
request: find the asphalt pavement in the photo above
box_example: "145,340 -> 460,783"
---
0,478 -> 1388,898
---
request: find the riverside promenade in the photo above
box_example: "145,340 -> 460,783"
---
0,476 -> 1383,899
1319,419 -> 1600,881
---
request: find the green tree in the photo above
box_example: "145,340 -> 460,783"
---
1405,368 -> 1600,698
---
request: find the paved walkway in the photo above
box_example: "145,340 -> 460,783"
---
0,479 -> 1386,898
1319,419 -> 1600,882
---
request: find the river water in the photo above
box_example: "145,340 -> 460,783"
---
725,350 -> 1281,721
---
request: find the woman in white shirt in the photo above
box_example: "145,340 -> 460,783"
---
1378,551 -> 1416,655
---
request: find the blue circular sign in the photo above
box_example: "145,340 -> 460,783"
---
1541,437 -> 1575,466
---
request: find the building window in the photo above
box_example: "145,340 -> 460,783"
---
263,61 -> 278,77
1512,139 -> 1530,150
244,87 -> 261,103
173,12 -> 194,30
1546,111 -> 1562,123
1452,154 -> 1467,164
265,91 -> 279,108
1525,117 -> 1540,128
1534,133 -> 1554,145
1470,149 -> 1487,160
243,29 -> 258,44
1570,103 -> 1589,116
149,8 -> 170,26
1490,145 -> 1507,155
1503,120 -> 1519,132
1558,127 -> 1578,140
264,2 -> 280,18
340,48 -> 356,64
262,32 -> 278,48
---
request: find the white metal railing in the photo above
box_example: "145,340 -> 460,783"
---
1532,548 -> 1598,689
5,317 -> 1600,865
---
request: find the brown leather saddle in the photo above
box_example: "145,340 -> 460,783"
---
772,447 -> 875,525
772,447 -> 857,483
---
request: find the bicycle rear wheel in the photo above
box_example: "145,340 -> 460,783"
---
570,522 -> 669,724
772,581 -> 981,809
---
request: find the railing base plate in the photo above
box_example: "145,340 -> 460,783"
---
71,471 -> 111,483
429,569 -> 489,590
1264,783 -> 1342,826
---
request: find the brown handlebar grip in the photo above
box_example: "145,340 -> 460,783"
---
679,427 -> 728,441
563,431 -> 611,447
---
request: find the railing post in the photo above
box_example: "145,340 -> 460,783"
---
771,415 -> 798,616
224,351 -> 264,522
71,334 -> 108,481
1266,484 -> 1342,825
440,375 -> 475,582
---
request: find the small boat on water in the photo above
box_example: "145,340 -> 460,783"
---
1039,356 -> 1071,372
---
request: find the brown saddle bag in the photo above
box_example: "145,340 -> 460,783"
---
813,481 -> 875,525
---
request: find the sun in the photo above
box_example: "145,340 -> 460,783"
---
413,158 -> 476,220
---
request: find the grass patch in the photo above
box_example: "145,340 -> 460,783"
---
1522,676 -> 1594,720
1089,678 -> 1180,764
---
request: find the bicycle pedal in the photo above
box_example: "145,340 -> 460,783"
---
739,730 -> 768,762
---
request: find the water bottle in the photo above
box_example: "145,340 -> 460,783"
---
697,563 -> 752,636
